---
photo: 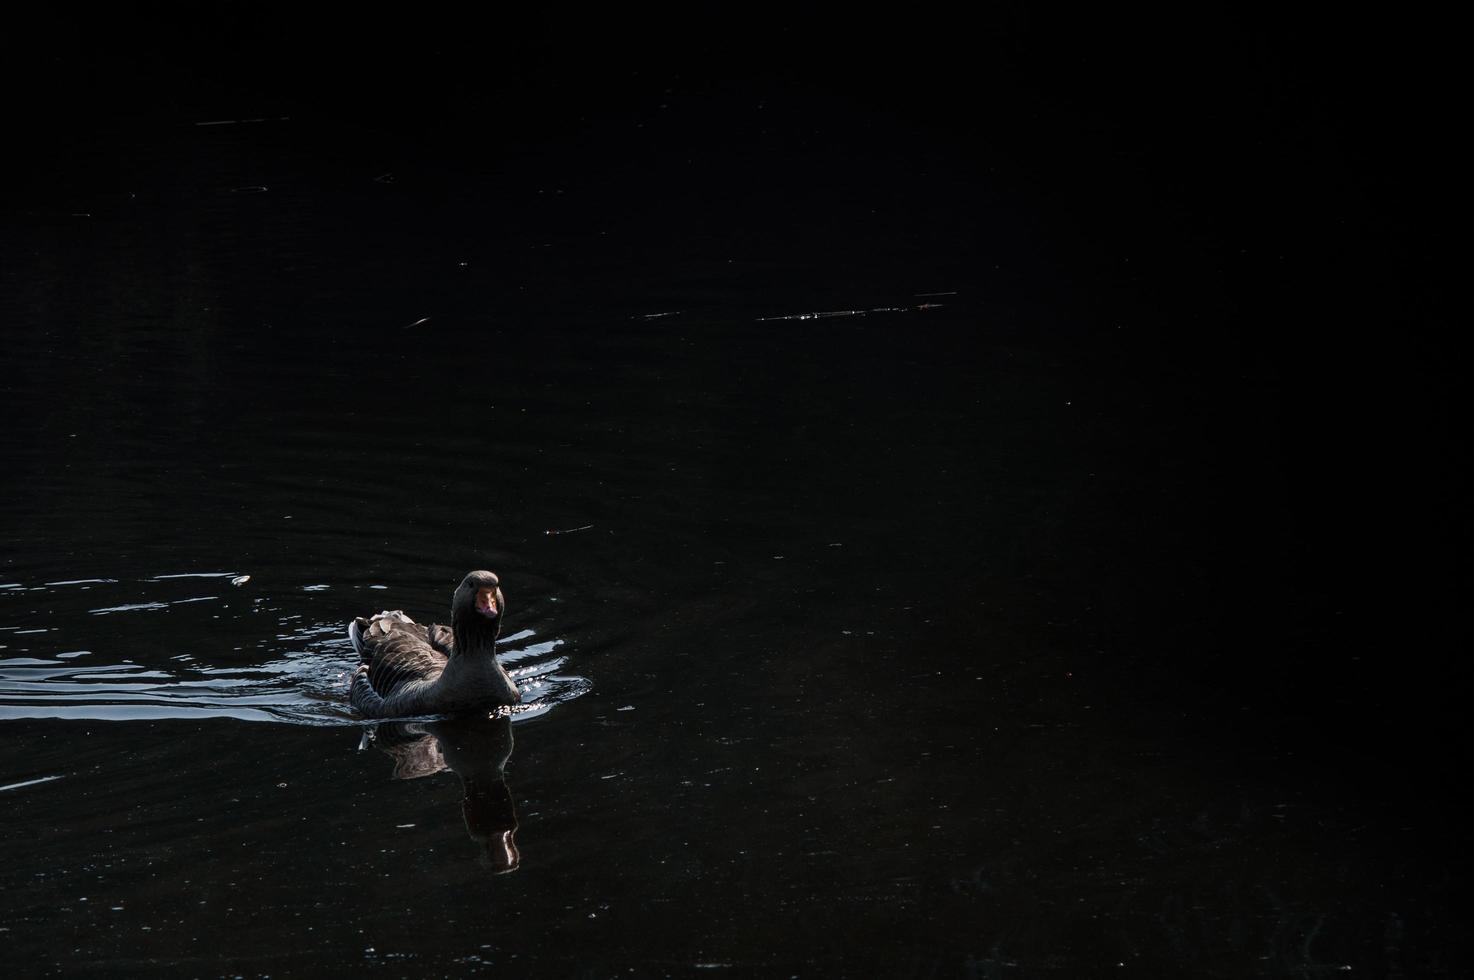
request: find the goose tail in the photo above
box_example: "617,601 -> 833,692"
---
349,617 -> 369,660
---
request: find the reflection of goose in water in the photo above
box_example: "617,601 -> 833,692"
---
370,714 -> 520,873
349,571 -> 520,718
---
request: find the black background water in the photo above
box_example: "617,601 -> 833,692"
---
1,7 -> 1464,975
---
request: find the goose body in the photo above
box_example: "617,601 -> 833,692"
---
348,571 -> 520,718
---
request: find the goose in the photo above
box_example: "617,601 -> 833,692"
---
348,570 -> 520,718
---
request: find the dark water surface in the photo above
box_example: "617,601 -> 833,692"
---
2,26 -> 1463,975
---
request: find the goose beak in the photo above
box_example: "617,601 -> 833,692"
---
475,587 -> 501,619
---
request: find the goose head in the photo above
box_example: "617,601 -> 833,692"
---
452,570 -> 505,648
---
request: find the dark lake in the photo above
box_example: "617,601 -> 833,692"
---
1,11 -> 1463,976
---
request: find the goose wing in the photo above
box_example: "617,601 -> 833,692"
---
350,610 -> 448,699
428,624 -> 456,656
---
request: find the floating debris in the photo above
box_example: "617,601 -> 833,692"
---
0,774 -> 64,793
230,575 -> 251,587
635,311 -> 682,320
403,317 -> 431,329
545,524 -> 595,536
195,117 -> 289,126
755,301 -> 943,322
757,308 -> 866,322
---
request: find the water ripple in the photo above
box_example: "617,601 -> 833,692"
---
0,573 -> 591,726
